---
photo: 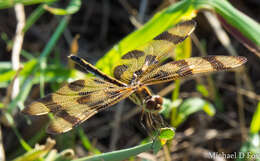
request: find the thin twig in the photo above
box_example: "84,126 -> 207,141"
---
129,16 -> 143,29
11,4 -> 25,99
100,0 -> 110,42
191,34 -> 207,56
118,0 -> 143,29
204,12 -> 237,56
236,74 -> 248,141
118,0 -> 137,16
220,84 -> 260,101
162,144 -> 171,161
138,0 -> 148,23
0,126 -> 5,161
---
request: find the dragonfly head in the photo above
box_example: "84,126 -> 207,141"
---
144,95 -> 163,113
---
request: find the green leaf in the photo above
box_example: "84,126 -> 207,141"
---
196,84 -> 209,97
0,102 -> 3,108
236,133 -> 260,161
161,98 -> 182,119
20,59 -> 38,77
174,37 -> 192,60
0,70 -> 16,83
44,0 -> 81,15
250,102 -> 260,134
159,128 -> 175,141
0,59 -> 37,83
73,141 -> 155,161
152,139 -> 162,154
13,138 -> 55,161
172,97 -> 215,127
56,130 -> 76,150
203,102 -> 215,117
0,0 -> 56,9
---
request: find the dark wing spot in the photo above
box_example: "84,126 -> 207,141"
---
113,64 -> 128,80
122,50 -> 145,59
134,69 -> 143,77
97,94 -> 123,110
154,31 -> 187,44
93,78 -> 105,84
88,100 -> 104,107
56,110 -> 80,124
77,95 -> 91,104
77,95 -> 105,107
68,80 -> 85,91
176,20 -> 196,28
151,70 -> 169,79
176,66 -> 193,77
38,94 -> 53,104
106,91 -> 121,97
145,55 -> 158,66
78,91 -> 95,96
171,60 -> 192,77
203,56 -> 229,70
170,59 -> 188,67
38,94 -> 62,113
235,56 -> 247,64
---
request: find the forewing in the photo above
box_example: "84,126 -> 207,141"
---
139,56 -> 247,85
23,77 -> 134,134
113,20 -> 196,84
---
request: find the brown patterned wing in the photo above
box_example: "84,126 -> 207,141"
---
22,77 -> 134,134
139,56 -> 247,85
113,20 -> 196,84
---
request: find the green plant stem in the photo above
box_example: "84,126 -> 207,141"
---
250,102 -> 260,134
172,80 -> 180,101
23,4 -> 49,33
73,142 -> 154,161
78,128 -> 101,154
12,126 -> 32,151
39,16 -> 70,97
44,0 -> 81,15
0,0 -> 56,9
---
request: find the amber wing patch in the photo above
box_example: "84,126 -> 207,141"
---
113,20 -> 196,84
23,77 -> 134,134
139,56 -> 247,85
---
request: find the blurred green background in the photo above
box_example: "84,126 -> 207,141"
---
0,0 -> 259,161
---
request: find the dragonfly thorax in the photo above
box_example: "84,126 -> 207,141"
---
143,95 -> 163,113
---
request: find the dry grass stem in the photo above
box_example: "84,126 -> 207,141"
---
11,4 -> 25,99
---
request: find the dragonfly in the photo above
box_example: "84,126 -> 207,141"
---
22,20 -> 247,134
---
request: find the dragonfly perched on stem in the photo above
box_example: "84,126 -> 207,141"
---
22,20 -> 247,134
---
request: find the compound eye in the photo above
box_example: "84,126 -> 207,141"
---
144,95 -> 163,112
146,100 -> 157,110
